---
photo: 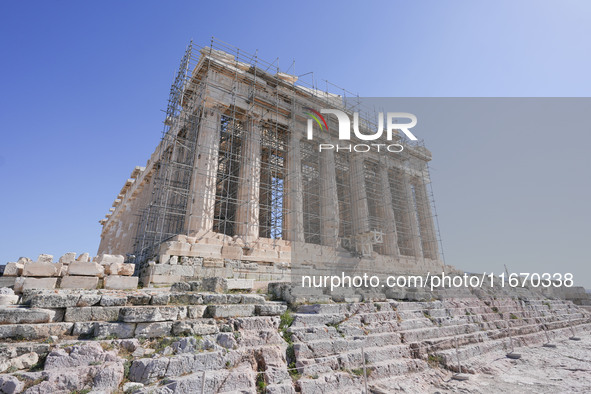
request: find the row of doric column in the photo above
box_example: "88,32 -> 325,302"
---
184,105 -> 439,261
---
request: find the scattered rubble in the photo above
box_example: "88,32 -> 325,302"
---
2,253 -> 136,292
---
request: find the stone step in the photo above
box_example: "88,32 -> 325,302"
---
297,358 -> 428,393
0,341 -> 52,359
2,300 -> 286,333
291,313 -> 345,328
395,299 -> 572,312
0,322 -> 73,340
293,320 -> 508,360
296,343 -> 411,369
293,320 -> 591,388
0,306 -> 58,324
21,290 -> 267,309
399,323 -> 482,343
289,306 -> 586,334
289,311 -> 588,346
294,333 -> 404,360
137,366 -> 257,393
434,322 -> 591,373
292,319 -> 514,354
0,312 -> 284,341
400,313 -> 589,343
129,348 -> 248,385
293,299 -> 580,319
365,358 -> 429,380
291,315 -> 591,370
413,318 -> 591,358
297,370 -> 361,393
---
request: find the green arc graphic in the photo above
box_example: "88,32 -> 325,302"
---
305,112 -> 324,130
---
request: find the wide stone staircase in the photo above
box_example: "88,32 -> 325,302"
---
289,297 -> 591,393
0,287 -> 590,393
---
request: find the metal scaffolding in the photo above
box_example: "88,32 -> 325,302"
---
133,41 -> 204,261
99,37 -> 444,269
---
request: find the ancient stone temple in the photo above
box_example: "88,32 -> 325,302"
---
3,39 -> 591,394
97,39 -> 444,287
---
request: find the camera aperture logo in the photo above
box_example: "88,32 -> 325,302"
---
305,109 -> 418,153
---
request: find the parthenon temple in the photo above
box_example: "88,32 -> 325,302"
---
97,39 -> 445,287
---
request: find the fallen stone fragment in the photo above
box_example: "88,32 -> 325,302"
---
3,262 -> 23,276
104,275 -> 138,290
67,261 -> 105,277
96,254 -> 125,265
59,252 -> 77,264
36,254 -> 53,263
10,351 -> 39,370
23,262 -> 62,277
22,277 -> 58,291
0,294 -> 19,306
76,252 -> 90,262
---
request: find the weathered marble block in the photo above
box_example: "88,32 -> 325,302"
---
3,262 -> 23,276
22,262 -> 62,277
96,254 -> 125,265
60,276 -> 99,289
104,276 -> 138,290
67,262 -> 105,277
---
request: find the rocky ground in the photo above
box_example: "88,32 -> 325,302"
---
372,335 -> 591,393
1,333 -> 589,393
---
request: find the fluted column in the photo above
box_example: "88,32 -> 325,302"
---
378,166 -> 400,256
284,121 -> 305,243
349,154 -> 371,254
413,177 -> 439,260
319,147 -> 339,248
402,172 -> 423,258
186,106 -> 221,236
235,117 -> 262,241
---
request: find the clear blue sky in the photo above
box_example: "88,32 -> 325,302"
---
1,1 -> 590,284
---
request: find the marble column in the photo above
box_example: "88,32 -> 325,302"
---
349,154 -> 371,254
402,171 -> 423,258
319,147 -> 339,248
378,166 -> 400,256
413,177 -> 439,260
235,117 -> 262,241
186,106 -> 221,236
284,121 -> 305,243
